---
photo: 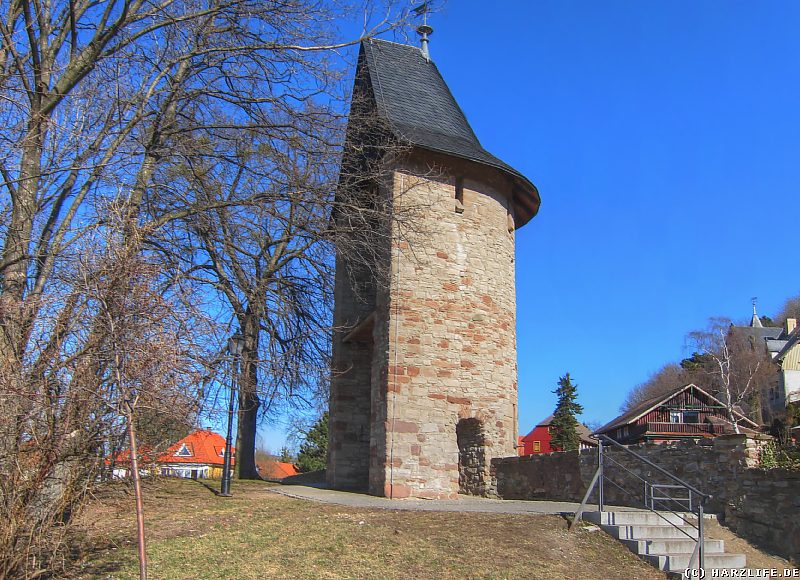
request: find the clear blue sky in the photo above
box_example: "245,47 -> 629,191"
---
260,1 -> 800,450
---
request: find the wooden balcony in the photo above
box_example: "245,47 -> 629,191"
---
645,422 -> 724,436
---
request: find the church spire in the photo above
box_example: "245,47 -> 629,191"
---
750,297 -> 763,328
414,3 -> 433,62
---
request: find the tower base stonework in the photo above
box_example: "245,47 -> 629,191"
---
328,39 -> 539,498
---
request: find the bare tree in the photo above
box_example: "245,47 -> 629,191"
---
160,131 -> 336,478
686,318 -> 778,431
621,363 -> 691,412
1,0 -> 420,572
0,216 -> 206,577
775,293 -> 800,326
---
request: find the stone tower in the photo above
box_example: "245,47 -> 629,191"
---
328,38 -> 540,499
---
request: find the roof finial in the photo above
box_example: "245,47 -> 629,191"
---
413,3 -> 433,62
750,296 -> 763,328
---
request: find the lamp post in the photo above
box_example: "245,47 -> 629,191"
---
221,331 -> 244,497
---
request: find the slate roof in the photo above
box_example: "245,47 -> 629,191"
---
735,325 -> 783,343
359,38 -> 540,227
594,383 -> 759,435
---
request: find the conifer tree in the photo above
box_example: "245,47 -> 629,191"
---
550,373 -> 584,451
296,412 -> 329,472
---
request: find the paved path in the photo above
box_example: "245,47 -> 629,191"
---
270,484 -> 587,515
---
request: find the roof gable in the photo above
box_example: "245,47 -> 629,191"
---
596,383 -> 759,435
356,39 -> 540,227
777,327 -> 800,362
159,429 -> 233,467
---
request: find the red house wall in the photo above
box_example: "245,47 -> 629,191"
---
518,425 -> 554,455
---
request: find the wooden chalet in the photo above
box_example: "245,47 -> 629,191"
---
595,384 -> 760,444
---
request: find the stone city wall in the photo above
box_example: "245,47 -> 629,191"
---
724,467 -> 800,563
492,435 -> 799,562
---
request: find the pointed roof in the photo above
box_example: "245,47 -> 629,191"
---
750,301 -> 763,328
158,429 -> 234,467
358,38 -> 540,227
776,325 -> 800,363
595,383 -> 759,435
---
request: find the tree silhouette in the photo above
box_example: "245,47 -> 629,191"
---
550,373 -> 584,452
296,412 -> 328,473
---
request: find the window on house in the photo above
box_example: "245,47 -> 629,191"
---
454,176 -> 464,213
176,444 -> 192,457
684,411 -> 699,424
532,441 -> 541,453
670,412 -> 682,423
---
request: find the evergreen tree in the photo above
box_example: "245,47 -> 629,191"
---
296,412 -> 328,472
278,447 -> 294,463
550,373 -> 584,452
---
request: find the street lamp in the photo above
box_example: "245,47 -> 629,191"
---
221,331 -> 244,497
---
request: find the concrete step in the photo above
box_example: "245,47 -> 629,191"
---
605,524 -> 699,540
584,510 -> 747,575
621,538 -> 725,555
585,510 -> 690,527
644,552 -> 747,573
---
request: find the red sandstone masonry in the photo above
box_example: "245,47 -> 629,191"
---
330,149 -> 522,499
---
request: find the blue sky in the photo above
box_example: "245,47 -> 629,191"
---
259,1 -> 800,450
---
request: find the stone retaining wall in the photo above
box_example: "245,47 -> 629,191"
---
724,468 -> 800,563
491,435 -> 799,562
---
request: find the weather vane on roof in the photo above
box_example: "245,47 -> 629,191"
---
413,2 -> 433,62
752,296 -> 758,316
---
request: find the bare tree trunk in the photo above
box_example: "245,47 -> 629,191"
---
124,402 -> 148,580
235,312 -> 261,480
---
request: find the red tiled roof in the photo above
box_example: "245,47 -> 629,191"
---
158,429 -> 234,467
257,460 -> 299,480
107,446 -> 156,466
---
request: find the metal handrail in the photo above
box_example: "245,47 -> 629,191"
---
598,435 -> 711,500
571,435 -> 709,571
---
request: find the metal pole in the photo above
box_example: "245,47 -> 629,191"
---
598,439 -> 604,512
698,502 -> 705,570
220,353 -> 237,497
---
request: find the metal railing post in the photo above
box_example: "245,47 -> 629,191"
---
598,439 -> 604,512
698,502 -> 705,570
595,434 -> 712,558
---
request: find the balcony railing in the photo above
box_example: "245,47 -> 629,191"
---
645,422 -> 723,435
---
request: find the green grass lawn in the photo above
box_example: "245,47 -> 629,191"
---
70,478 -> 667,579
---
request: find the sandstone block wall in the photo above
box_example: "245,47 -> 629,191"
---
329,151 -> 523,499
492,435 -> 799,562
370,156 -> 519,499
327,258 -> 376,489
493,435 -> 763,511
724,468 -> 800,563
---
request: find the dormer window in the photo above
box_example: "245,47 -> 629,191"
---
175,443 -> 192,457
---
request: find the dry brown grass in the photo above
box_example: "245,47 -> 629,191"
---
68,478 -> 668,579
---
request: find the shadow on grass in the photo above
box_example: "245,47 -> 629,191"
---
192,478 -> 224,496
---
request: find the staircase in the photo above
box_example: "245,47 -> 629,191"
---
584,510 -> 746,575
